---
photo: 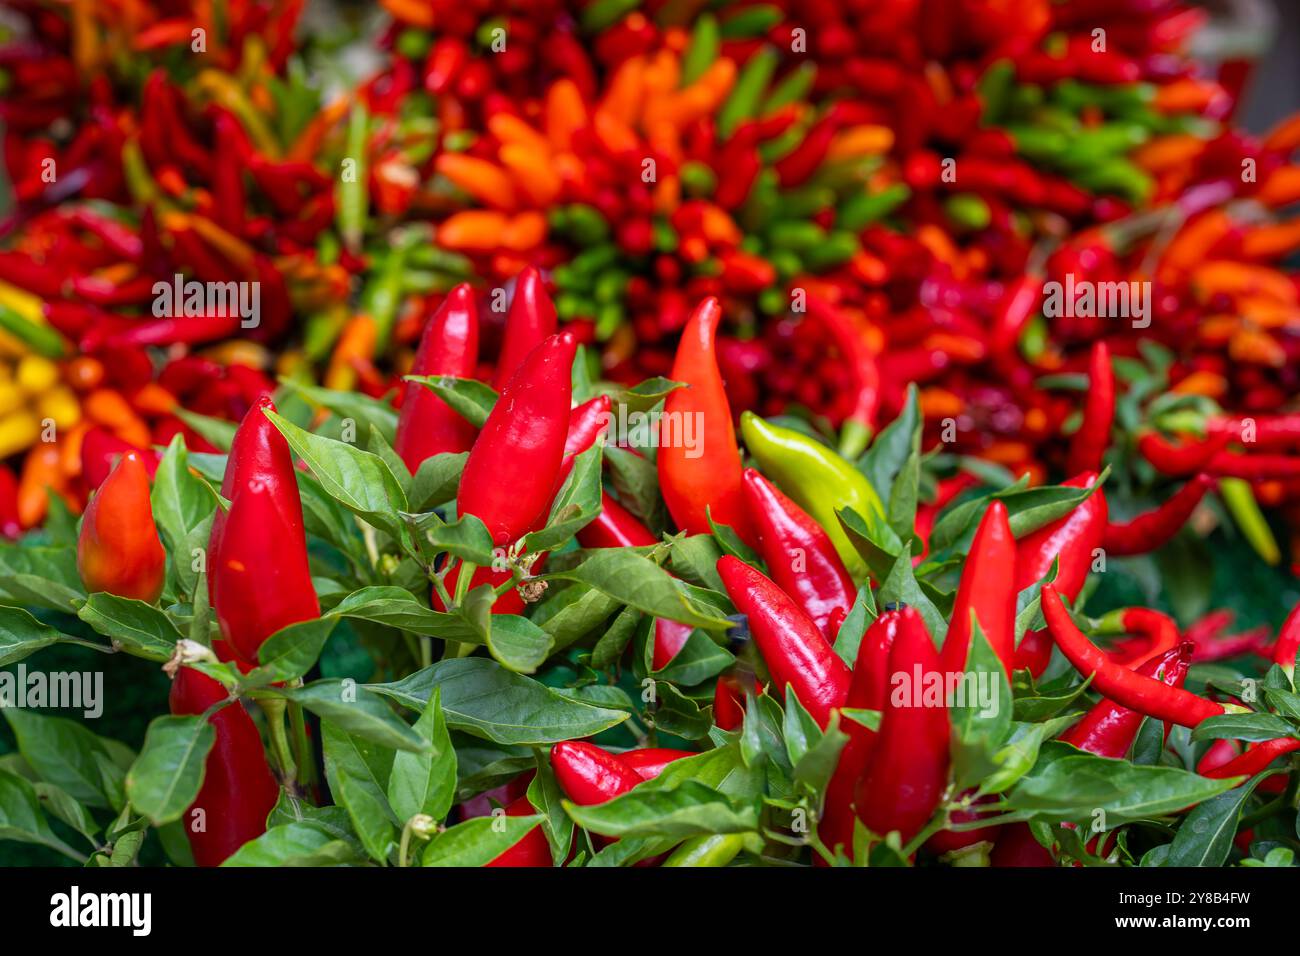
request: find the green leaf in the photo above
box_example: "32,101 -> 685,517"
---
174,408 -> 237,451
409,453 -> 468,510
1190,713 -> 1296,744
860,384 -> 920,496
387,688 -> 456,824
484,614 -> 555,674
527,758 -> 571,864
150,435 -> 220,596
1,709 -> 132,810
650,628 -> 733,686
875,546 -> 947,643
793,711 -> 849,798
525,442 -> 604,552
565,781 -> 757,838
264,408 -> 409,545
77,594 -> 180,661
321,720 -> 398,863
667,534 -> 725,591
404,375 -> 498,428
605,445 -> 665,532
330,586 -> 477,642
279,680 -> 428,753
125,715 -> 216,825
422,813 -> 542,866
222,822 -> 364,866
949,620 -> 1013,789
547,549 -> 733,630
832,585 -> 876,665
591,606 -> 642,670
418,513 -> 497,565
244,617 -> 338,686
368,658 -> 628,745
0,548 -> 84,611
1164,772 -> 1273,867
0,605 -> 64,666
0,769 -> 84,861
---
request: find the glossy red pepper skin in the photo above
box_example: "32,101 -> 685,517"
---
716,555 -> 850,728
1202,737 -> 1300,779
550,740 -> 644,805
1013,472 -> 1108,601
941,499 -> 1016,676
854,608 -> 949,845
617,748 -> 693,781
659,297 -> 753,543
80,428 -> 160,492
1275,600 -> 1300,673
1102,474 -> 1212,555
169,668 -> 279,867
485,795 -> 552,868
458,331 -> 576,547
1066,342 -> 1115,476
209,396 -> 321,666
1061,644 -> 1191,757
492,266 -> 557,390
1110,608 -> 1182,668
742,468 -> 856,640
990,823 -> 1056,867
1013,627 -> 1053,677
1137,431 -> 1229,476
393,283 -> 480,472
77,451 -> 166,603
552,394 -> 610,495
820,611 -> 903,859
713,673 -> 753,731
577,494 -> 657,548
1042,586 -> 1223,728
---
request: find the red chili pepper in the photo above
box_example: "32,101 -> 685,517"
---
209,396 -> 321,666
1013,472 -> 1108,601
493,266 -> 557,390
553,394 -> 610,493
1101,474 -> 1212,555
458,331 -> 576,547
659,298 -> 754,543
485,795 -> 552,868
1275,600 -> 1300,673
990,823 -> 1056,867
0,466 -> 20,540
808,296 -> 880,444
1137,431 -> 1229,476
741,468 -> 855,640
1041,586 -> 1223,728
1013,627 -> 1053,678
1208,414 -> 1300,450
76,451 -> 166,603
989,275 -> 1042,355
774,115 -> 837,188
393,283 -> 480,472
853,607 -> 949,845
550,740 -> 644,805
80,428 -> 160,492
1060,644 -> 1192,758
717,555 -> 851,728
617,748 -> 693,781
1201,737 -> 1300,780
1108,608 -> 1182,668
941,499 -> 1016,676
1207,451 -> 1300,481
820,610 -> 903,859
576,494 -> 657,548
169,667 -> 279,867
1066,342 -> 1114,476
712,672 -> 753,732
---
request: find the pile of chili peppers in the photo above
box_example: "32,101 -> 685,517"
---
3,264 -> 1298,871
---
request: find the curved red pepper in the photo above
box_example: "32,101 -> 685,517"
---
1137,431 -> 1229,476
1066,341 -> 1114,476
209,396 -> 320,666
550,740 -> 644,806
393,283 -> 480,472
169,668 -> 279,867
716,555 -> 850,728
854,607 -> 949,844
77,451 -> 166,603
1061,643 -> 1192,757
820,610 -> 903,858
712,672 -> 756,732
1013,627 -> 1053,678
1041,586 -> 1223,728
1013,472 -> 1108,600
1275,600 -> 1300,672
577,494 -> 657,549
458,331 -> 576,547
941,499 -> 1016,676
1102,474 -> 1212,555
659,297 -> 753,543
493,266 -> 557,390
1201,736 -> 1300,780
1109,608 -> 1182,668
741,468 -> 855,640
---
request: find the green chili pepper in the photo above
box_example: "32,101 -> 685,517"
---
836,184 -> 910,231
680,13 -> 719,86
774,186 -> 835,220
1219,478 -> 1281,566
581,0 -> 641,33
562,203 -> 610,244
663,833 -> 746,867
800,230 -> 859,270
406,245 -> 473,276
653,220 -> 680,252
976,60 -> 1015,125
679,159 -> 718,197
739,168 -> 780,233
395,29 -> 431,60
0,302 -> 65,358
1074,159 -> 1152,205
720,4 -> 782,39
945,193 -> 992,231
717,45 -> 778,139
337,104 -> 369,253
757,121 -> 808,164
767,220 -> 826,252
764,62 -> 816,114
740,412 -> 883,580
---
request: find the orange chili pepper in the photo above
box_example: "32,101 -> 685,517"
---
501,212 -> 547,252
437,210 -> 511,251
1258,165 -> 1300,207
434,153 -> 517,210
544,80 -> 588,152
1171,370 -> 1227,398
592,110 -> 639,155
828,125 -> 895,160
379,0 -> 434,28
1229,327 -> 1285,367
1157,209 -> 1231,279
130,382 -> 178,416
1154,78 -> 1223,114
18,441 -> 71,527
600,56 -> 647,127
325,314 -> 377,392
1193,261 -> 1297,304
498,144 -> 561,206
1132,134 -> 1205,173
487,113 -> 552,158
1241,220 -> 1300,260
1262,113 -> 1300,154
65,356 -> 105,391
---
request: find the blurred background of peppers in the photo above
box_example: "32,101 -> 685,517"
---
0,0 -> 1296,565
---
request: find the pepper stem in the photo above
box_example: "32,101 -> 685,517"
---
289,699 -> 315,792
261,697 -> 297,784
